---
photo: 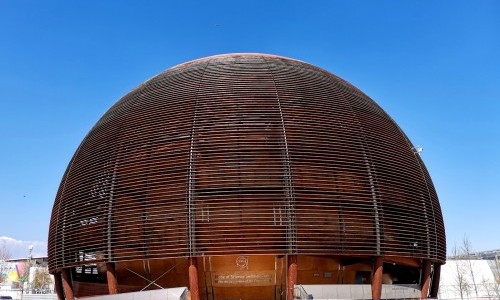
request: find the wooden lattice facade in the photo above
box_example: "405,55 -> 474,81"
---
48,54 -> 445,300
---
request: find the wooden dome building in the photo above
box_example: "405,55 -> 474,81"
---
48,53 -> 445,300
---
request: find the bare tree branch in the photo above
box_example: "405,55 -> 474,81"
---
461,235 -> 480,297
452,243 -> 470,299
0,240 -> 12,284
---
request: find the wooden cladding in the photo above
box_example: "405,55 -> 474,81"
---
48,54 -> 445,273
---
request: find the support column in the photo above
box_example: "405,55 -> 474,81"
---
188,257 -> 200,300
421,260 -> 432,299
371,257 -> 383,300
287,255 -> 297,300
430,263 -> 441,298
61,268 -> 75,300
53,271 -> 65,300
106,262 -> 118,294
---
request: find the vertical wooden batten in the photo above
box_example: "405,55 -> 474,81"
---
53,271 -> 64,300
421,260 -> 432,299
371,257 -> 383,300
61,268 -> 74,300
106,262 -> 118,294
189,257 -> 200,300
287,255 -> 297,300
430,263 -> 441,298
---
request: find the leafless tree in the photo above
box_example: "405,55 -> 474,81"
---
452,243 -> 470,299
32,268 -> 51,293
480,276 -> 500,300
487,256 -> 500,299
0,240 -> 11,260
461,235 -> 480,297
0,240 -> 12,283
452,236 -> 500,299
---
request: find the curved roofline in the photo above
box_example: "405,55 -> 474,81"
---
167,53 -> 309,71
130,53 -> 313,101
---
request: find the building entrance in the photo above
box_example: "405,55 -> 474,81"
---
201,255 -> 286,300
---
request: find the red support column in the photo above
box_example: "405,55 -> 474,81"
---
430,263 -> 441,298
106,262 -> 118,294
287,255 -> 297,300
188,257 -> 200,300
371,257 -> 383,300
421,260 -> 432,299
53,271 -> 65,300
61,268 -> 75,300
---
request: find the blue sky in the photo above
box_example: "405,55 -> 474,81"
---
0,1 -> 498,258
